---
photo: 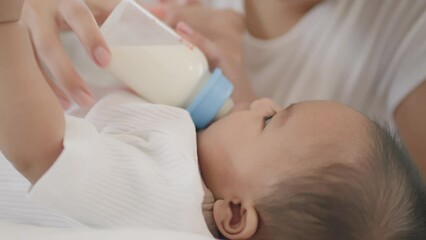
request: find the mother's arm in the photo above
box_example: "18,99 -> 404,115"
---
0,0 -> 25,23
395,81 -> 426,176
0,1 -> 64,184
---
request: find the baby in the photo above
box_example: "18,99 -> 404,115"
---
1,8 -> 426,240
198,98 -> 426,239
4,92 -> 426,240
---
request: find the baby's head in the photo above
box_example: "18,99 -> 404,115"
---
197,99 -> 426,240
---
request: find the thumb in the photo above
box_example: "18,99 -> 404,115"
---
175,21 -> 221,68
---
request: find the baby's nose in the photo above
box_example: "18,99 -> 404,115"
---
229,102 -> 251,113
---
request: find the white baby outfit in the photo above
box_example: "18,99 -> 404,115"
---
0,91 -> 212,237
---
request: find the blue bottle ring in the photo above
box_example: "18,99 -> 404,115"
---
187,68 -> 234,129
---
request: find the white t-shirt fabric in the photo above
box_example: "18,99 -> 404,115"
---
202,0 -> 244,13
1,91 -> 212,238
244,0 -> 426,124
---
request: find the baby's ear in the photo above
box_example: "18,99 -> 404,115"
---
213,199 -> 258,240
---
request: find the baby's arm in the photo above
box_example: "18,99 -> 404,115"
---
0,1 -> 65,184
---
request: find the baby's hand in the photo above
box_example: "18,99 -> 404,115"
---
20,0 -> 116,109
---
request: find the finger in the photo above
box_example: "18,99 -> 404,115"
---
158,0 -> 201,5
146,4 -> 182,27
176,21 -> 221,68
30,22 -> 94,107
36,57 -> 71,110
84,0 -> 121,25
59,0 -> 111,68
31,37 -> 71,109
159,5 -> 209,34
144,5 -> 168,20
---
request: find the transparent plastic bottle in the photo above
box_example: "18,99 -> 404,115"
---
101,0 -> 234,129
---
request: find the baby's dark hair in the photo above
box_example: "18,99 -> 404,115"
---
254,122 -> 426,240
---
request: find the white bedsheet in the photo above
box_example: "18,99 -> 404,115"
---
1,222 -> 214,240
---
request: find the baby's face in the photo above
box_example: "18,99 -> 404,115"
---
197,99 -> 369,199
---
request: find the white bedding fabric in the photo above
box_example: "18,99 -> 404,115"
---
1,222 -> 213,240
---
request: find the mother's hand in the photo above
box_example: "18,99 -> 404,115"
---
149,1 -> 244,59
150,0 -> 255,102
20,0 -> 119,108
176,22 -> 256,103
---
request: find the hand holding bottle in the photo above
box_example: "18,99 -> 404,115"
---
176,22 -> 256,103
20,0 -> 118,108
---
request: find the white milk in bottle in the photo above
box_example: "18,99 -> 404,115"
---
108,45 -> 209,107
101,0 -> 234,129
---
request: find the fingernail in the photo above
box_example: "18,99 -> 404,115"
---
73,90 -> 94,107
94,46 -> 111,67
178,22 -> 194,35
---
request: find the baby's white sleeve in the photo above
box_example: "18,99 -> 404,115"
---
27,93 -> 207,234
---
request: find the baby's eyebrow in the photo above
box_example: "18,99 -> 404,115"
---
276,103 -> 297,127
285,103 -> 296,111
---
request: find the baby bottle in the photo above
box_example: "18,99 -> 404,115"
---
101,0 -> 234,129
